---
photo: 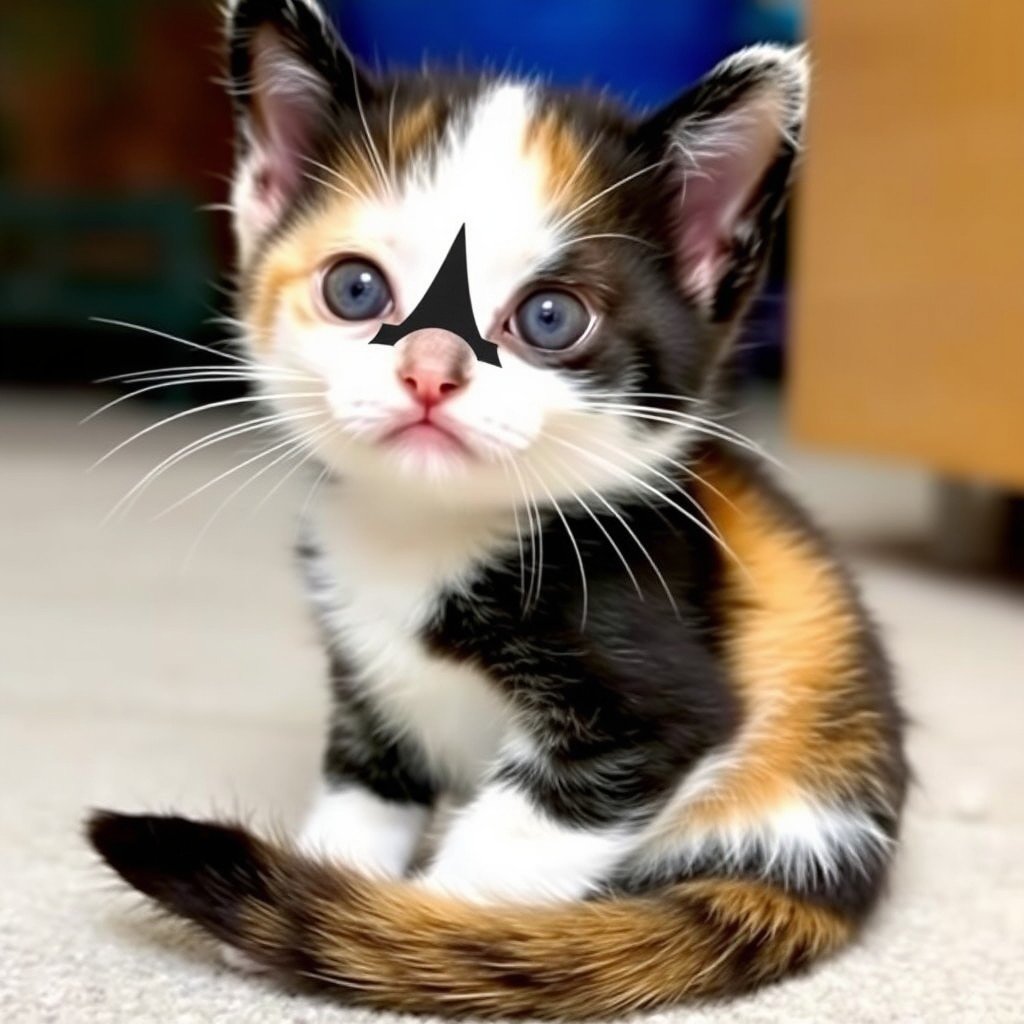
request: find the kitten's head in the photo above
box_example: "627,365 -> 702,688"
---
226,0 -> 806,509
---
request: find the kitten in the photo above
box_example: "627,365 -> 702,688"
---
88,0 -> 907,1016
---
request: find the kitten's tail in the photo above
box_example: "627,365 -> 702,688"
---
87,811 -> 851,1018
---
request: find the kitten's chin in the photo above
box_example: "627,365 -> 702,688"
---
381,421 -> 474,459
314,429 -> 522,508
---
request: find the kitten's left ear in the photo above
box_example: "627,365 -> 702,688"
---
225,0 -> 376,262
634,45 -> 808,322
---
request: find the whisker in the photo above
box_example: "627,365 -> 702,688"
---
510,456 -> 543,612
90,317 -> 253,367
565,466 -> 681,617
98,365 -> 315,385
550,134 -> 602,210
299,464 -> 332,521
575,404 -> 785,470
582,390 -> 703,405
152,424 -> 328,520
547,232 -> 657,256
91,392 -> 325,469
524,463 -> 588,629
580,401 -> 755,442
102,410 -> 321,523
559,421 -> 725,533
349,62 -> 392,197
551,160 -> 663,234
534,451 -> 644,605
301,168 -> 361,203
180,422 -> 334,568
82,375 -> 309,423
301,155 -> 373,203
548,433 -> 749,580
248,424 -> 334,519
387,83 -> 399,188
498,456 -> 527,603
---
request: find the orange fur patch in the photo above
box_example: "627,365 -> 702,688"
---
659,452 -> 889,836
526,109 -> 597,222
390,98 -> 444,172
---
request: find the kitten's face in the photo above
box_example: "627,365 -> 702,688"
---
228,2 -> 805,509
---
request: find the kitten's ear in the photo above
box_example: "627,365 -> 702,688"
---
634,45 -> 808,322
225,0 -> 375,260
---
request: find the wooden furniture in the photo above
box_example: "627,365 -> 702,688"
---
789,1 -> 1024,492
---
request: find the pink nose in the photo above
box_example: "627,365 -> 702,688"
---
400,369 -> 464,408
395,328 -> 472,408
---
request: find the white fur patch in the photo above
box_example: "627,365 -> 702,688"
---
298,783 -> 429,876
631,746 -> 891,888
421,784 -> 633,905
317,492 -> 514,789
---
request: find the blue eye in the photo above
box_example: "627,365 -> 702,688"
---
513,289 -> 592,351
322,258 -> 392,321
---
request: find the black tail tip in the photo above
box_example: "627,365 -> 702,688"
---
85,810 -> 269,919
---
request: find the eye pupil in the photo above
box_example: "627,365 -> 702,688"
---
322,259 -> 391,321
513,290 -> 590,351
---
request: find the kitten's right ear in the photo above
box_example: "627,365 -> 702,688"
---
225,0 -> 373,261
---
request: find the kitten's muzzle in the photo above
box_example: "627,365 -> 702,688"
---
394,328 -> 474,409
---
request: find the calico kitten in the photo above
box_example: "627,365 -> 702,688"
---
88,0 -> 907,1016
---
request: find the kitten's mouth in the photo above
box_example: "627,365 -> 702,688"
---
381,416 -> 473,457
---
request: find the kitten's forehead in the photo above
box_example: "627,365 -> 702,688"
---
347,83 -> 581,328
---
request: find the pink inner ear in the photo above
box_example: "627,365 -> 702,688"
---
675,96 -> 783,306
240,29 -> 327,237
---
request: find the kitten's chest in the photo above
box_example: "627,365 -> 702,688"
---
318,500 -> 513,788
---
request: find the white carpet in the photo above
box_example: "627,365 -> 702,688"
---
1,388 -> 1021,1023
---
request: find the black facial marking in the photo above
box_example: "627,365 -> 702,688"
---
369,225 -> 501,367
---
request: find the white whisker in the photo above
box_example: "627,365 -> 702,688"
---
559,421 -> 723,534
91,392 -> 324,469
349,62 -> 392,197
509,456 -> 543,612
551,160 -> 662,234
153,423 -> 327,520
299,464 -> 331,521
548,433 -> 749,581
90,317 -> 253,367
576,403 -> 785,470
524,463 -> 588,628
541,447 -> 681,617
102,410 -> 321,523
82,374 -> 311,423
534,451 -> 644,605
547,232 -> 657,256
301,155 -> 373,203
180,422 -> 334,569
497,457 -> 527,602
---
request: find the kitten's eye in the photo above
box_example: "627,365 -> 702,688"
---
512,289 -> 592,351
321,258 -> 392,321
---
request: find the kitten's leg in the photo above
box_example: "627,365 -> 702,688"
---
294,529 -> 435,876
298,654 -> 435,876
299,784 -> 429,876
419,737 -> 638,904
421,783 -> 633,903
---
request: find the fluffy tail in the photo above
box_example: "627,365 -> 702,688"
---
87,811 -> 851,1018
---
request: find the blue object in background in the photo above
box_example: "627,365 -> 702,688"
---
328,1 -> 802,109
330,0 -> 737,110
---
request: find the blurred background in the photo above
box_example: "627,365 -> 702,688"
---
1,3 -> 1022,1020
3,0 -> 1021,569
